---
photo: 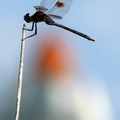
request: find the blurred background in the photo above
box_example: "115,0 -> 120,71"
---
0,0 -> 120,120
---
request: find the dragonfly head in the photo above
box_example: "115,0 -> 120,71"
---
24,13 -> 32,23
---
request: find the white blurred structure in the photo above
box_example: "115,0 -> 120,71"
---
42,76 -> 114,120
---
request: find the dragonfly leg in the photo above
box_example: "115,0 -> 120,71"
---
24,22 -> 34,31
24,23 -> 37,40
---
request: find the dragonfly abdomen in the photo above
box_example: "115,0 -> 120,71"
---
44,16 -> 55,25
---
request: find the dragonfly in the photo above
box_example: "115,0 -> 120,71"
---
24,0 -> 95,42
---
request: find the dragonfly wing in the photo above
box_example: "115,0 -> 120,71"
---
34,6 -> 48,12
47,0 -> 73,18
37,0 -> 57,12
49,14 -> 63,19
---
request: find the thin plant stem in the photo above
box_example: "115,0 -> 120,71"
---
15,24 -> 26,120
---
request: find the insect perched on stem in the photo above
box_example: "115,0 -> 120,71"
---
24,0 -> 95,42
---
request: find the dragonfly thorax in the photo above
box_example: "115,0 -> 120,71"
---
24,12 -> 46,23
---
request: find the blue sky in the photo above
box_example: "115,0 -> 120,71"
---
0,0 -> 120,119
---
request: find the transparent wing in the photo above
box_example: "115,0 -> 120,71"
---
34,0 -> 57,12
47,0 -> 73,18
40,0 -> 57,7
49,14 -> 63,19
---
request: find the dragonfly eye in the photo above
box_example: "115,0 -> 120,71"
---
24,13 -> 32,23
